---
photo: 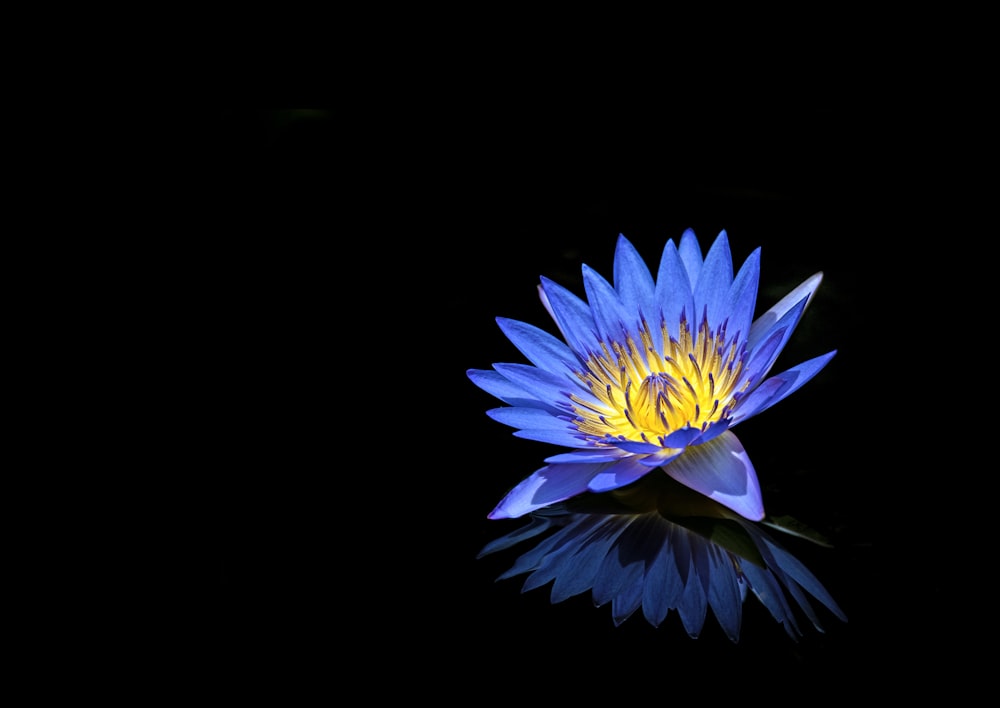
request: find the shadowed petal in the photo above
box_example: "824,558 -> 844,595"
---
663,431 -> 764,520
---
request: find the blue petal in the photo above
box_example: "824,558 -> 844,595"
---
743,296 -> 808,382
662,431 -> 765,520
492,363 -> 584,413
538,277 -> 598,357
739,324 -> 789,390
661,426 -> 702,449
587,455 -> 652,492
695,418 -> 730,444
615,440 -> 662,454
583,264 -> 631,345
545,448 -> 627,463
692,230 -> 734,328
488,463 -> 604,519
725,247 -> 761,343
677,228 -> 705,287
730,351 -> 837,425
748,272 -> 824,351
654,238 -> 695,348
496,317 -> 581,376
513,428 -> 591,448
637,447 -> 685,467
613,235 -> 656,328
466,368 -> 507,393
486,406 -> 575,431
486,407 -> 591,446
467,368 -> 550,409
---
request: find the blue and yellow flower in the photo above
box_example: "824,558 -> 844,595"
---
469,228 -> 845,638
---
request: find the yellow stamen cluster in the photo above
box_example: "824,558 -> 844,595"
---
571,315 -> 748,446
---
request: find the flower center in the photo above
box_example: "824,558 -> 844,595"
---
571,312 -> 749,446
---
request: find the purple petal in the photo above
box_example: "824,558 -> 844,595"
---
662,431 -> 764,520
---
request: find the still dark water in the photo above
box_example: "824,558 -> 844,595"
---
204,110 -> 926,694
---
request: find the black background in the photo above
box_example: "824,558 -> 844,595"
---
199,105 -> 938,695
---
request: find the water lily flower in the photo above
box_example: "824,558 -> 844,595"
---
477,472 -> 847,640
468,228 -> 835,523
